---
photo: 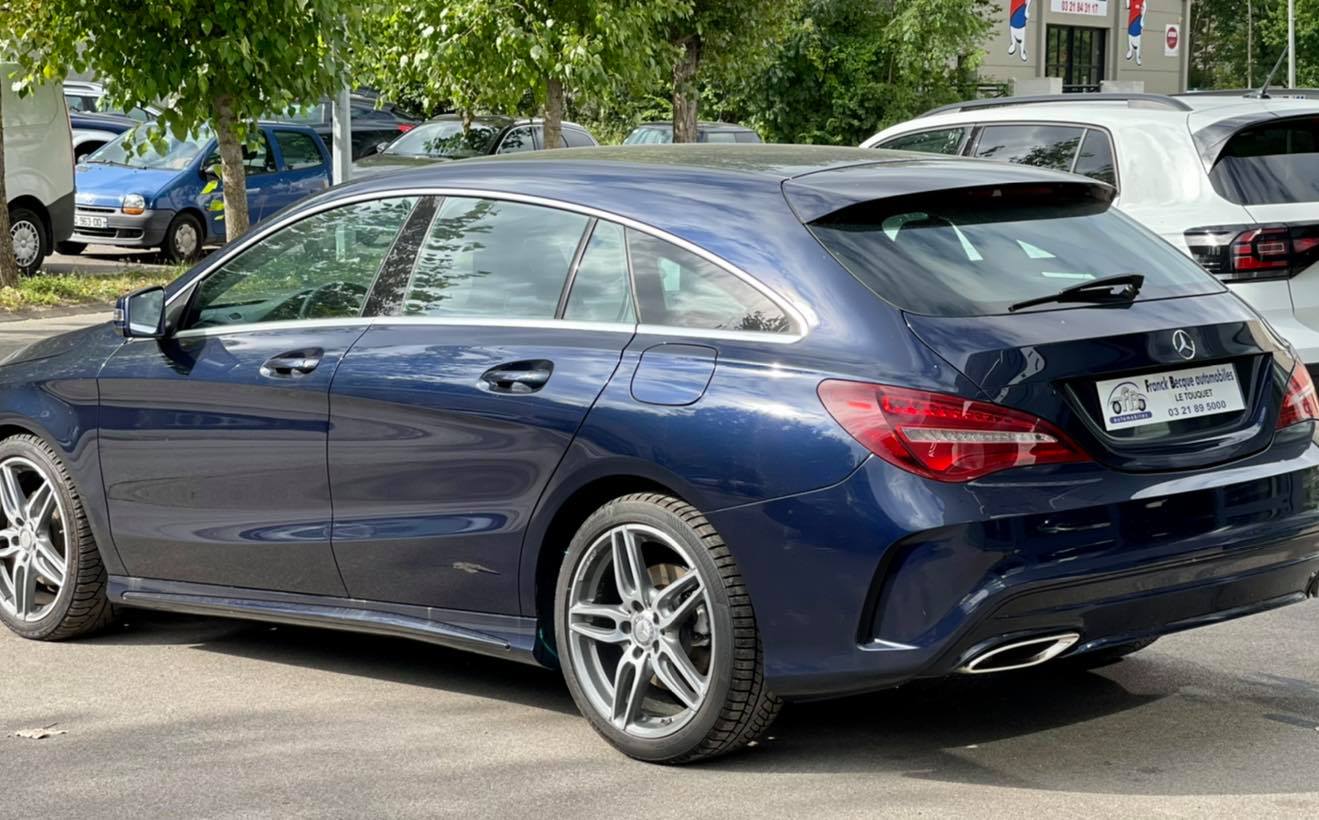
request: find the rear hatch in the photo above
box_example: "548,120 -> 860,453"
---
795,172 -> 1294,473
1187,111 -> 1319,360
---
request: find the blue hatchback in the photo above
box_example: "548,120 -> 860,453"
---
68,122 -> 330,262
1,146 -> 1316,763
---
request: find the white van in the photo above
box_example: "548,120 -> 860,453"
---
3,66 -> 75,275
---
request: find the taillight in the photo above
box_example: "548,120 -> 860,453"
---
817,380 -> 1090,482
398,123 -> 415,133
1186,223 -> 1319,282
1277,365 -> 1319,429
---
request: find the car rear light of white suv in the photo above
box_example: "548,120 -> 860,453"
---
1277,364 -> 1319,429
818,380 -> 1090,482
1186,223 -> 1319,282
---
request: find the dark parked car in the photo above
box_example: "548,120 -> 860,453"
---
353,114 -> 598,177
2,146 -> 1317,765
271,94 -> 420,161
624,121 -> 761,144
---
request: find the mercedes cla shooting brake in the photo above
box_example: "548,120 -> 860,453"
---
1,146 -> 1316,764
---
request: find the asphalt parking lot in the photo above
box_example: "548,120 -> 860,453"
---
1,307 -> 1317,818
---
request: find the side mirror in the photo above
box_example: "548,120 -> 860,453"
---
201,163 -> 220,182
114,285 -> 167,339
375,142 -> 389,155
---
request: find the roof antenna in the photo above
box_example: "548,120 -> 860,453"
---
1257,43 -> 1290,99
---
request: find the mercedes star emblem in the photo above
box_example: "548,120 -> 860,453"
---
1172,329 -> 1196,360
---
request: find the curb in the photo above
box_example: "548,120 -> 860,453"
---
0,302 -> 115,324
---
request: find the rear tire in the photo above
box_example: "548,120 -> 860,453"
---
0,434 -> 115,641
8,206 -> 48,276
555,493 -> 781,764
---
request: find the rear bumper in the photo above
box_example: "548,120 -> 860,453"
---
709,424 -> 1319,699
68,207 -> 174,249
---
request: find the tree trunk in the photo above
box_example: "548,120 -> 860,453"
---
0,77 -> 20,288
672,35 -> 702,144
214,95 -> 251,242
543,76 -> 564,149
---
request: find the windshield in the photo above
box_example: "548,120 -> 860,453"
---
89,126 -> 213,170
385,121 -> 497,158
1209,115 -> 1319,205
809,183 -> 1223,317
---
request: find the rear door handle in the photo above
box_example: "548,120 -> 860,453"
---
260,348 -> 323,378
480,360 -> 553,394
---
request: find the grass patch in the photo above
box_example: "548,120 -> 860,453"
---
0,269 -> 179,313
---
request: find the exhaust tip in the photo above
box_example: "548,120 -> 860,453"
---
960,632 -> 1081,675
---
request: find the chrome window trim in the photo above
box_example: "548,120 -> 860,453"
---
164,186 -> 811,340
168,315 -> 802,344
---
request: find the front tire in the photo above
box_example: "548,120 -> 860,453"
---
162,213 -> 203,264
56,241 -> 86,256
0,434 -> 114,640
8,206 -> 48,276
555,493 -> 781,764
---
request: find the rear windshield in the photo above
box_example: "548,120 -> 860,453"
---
808,183 -> 1222,317
1209,116 -> 1319,205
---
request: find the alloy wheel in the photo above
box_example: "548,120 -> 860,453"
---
566,523 -> 714,739
10,219 -> 41,269
0,457 -> 70,622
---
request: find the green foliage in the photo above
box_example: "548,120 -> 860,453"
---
727,0 -> 992,145
9,0 -> 356,239
11,0 -> 355,141
0,270 -> 178,312
359,0 -> 688,124
1192,0 -> 1318,89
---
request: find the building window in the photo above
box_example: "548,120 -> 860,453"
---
1046,26 -> 1107,93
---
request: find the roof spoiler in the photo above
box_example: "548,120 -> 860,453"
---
783,159 -> 1115,224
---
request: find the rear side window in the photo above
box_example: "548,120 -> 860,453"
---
972,124 -> 1085,171
733,131 -> 761,144
274,130 -> 323,170
808,183 -> 1222,317
563,128 -> 596,148
1073,129 -> 1117,186
1209,116 -> 1319,205
496,127 -> 535,154
703,131 -> 737,143
879,128 -> 969,155
626,230 -> 792,333
564,221 -> 635,323
404,197 -> 589,318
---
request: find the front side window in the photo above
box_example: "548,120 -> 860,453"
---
564,221 -> 635,323
627,230 -> 793,333
879,128 -> 970,156
808,183 -> 1221,317
274,130 -> 324,170
404,198 -> 589,318
703,131 -> 737,144
386,121 -> 498,159
563,128 -> 596,148
186,198 -> 417,329
972,124 -> 1086,171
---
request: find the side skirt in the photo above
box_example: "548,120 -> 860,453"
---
108,576 -> 543,667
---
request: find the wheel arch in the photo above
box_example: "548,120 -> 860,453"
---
7,195 -> 52,245
526,471 -> 688,665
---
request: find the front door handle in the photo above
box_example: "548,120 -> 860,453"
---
480,359 -> 553,394
260,348 -> 323,378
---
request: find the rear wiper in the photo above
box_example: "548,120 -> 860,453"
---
1008,273 -> 1145,313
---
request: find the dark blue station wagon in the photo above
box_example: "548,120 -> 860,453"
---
1,146 -> 1316,763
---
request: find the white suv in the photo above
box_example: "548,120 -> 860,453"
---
3,67 -> 75,275
863,93 -> 1319,371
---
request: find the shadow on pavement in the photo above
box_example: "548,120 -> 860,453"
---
83,610 -> 1319,795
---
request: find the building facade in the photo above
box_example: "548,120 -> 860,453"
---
980,0 -> 1193,95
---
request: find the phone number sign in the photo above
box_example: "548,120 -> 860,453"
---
1051,0 -> 1110,15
